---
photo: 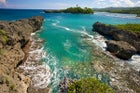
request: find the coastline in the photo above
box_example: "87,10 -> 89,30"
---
91,32 -> 140,71
18,31 -> 52,93
83,35 -> 140,93
94,12 -> 140,19
0,16 -> 44,93
0,12 -> 140,93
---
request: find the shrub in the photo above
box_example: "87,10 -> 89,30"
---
68,78 -> 115,93
0,29 -> 8,44
116,24 -> 140,33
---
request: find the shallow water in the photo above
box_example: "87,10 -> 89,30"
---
1,9 -> 140,92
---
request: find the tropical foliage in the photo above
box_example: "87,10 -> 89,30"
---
64,7 -> 94,14
0,29 -> 8,44
68,78 -> 115,93
115,24 -> 140,33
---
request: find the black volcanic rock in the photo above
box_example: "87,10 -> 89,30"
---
106,40 -> 136,60
93,22 -> 116,35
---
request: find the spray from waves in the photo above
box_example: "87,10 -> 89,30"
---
52,20 -> 60,26
19,32 -> 52,89
52,20 -> 90,36
42,50 -> 64,90
95,12 -> 139,19
127,55 -> 140,71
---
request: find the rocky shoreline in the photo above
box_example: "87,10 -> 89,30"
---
19,32 -> 52,93
0,16 -> 44,93
93,22 -> 140,60
58,40 -> 140,93
91,22 -> 140,92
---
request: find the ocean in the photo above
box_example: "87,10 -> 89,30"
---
1,9 -> 140,92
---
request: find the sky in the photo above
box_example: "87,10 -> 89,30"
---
0,0 -> 140,9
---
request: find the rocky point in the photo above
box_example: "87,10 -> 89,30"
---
0,16 -> 43,93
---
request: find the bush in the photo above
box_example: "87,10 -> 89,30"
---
68,78 -> 115,93
0,29 -> 8,44
115,24 -> 140,33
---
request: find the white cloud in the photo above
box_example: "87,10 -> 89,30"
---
135,1 -> 140,6
0,0 -> 6,7
43,2 -> 75,9
0,0 -> 6,4
92,0 -> 140,8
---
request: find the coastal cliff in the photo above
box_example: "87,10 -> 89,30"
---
93,22 -> 140,60
0,16 -> 43,93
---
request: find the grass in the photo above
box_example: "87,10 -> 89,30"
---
0,29 -> 6,35
115,24 -> 140,33
68,78 -> 115,93
0,29 -> 8,44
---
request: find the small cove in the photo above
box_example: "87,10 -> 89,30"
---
0,9 -> 140,92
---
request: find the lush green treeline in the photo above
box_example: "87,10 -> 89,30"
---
115,24 -> 140,33
44,7 -> 94,14
64,7 -> 94,14
96,7 -> 140,17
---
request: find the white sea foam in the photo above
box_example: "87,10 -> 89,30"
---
52,20 -> 87,34
19,33 -> 53,89
42,50 -> 63,90
128,55 -> 140,71
91,33 -> 107,50
89,32 -> 140,71
95,12 -> 139,19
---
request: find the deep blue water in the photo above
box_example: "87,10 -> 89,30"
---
1,9 -> 140,92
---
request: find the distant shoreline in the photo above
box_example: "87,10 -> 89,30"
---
44,7 -> 94,14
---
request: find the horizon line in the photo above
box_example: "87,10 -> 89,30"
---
0,6 -> 140,10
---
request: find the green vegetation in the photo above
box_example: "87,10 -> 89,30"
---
44,7 -> 94,14
96,7 -> 140,16
64,7 -> 94,14
0,29 -> 8,44
0,29 -> 6,35
68,78 -> 115,93
0,49 -> 7,55
115,24 -> 140,33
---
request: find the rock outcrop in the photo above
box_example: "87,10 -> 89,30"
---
105,40 -> 136,60
93,22 -> 116,35
59,77 -> 74,93
0,16 -> 43,93
93,22 -> 140,59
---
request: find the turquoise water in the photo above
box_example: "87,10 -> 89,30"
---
1,9 -> 140,92
39,13 -> 140,92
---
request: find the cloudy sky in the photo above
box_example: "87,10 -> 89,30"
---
0,0 -> 140,9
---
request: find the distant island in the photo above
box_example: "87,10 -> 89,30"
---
95,7 -> 140,17
44,7 -> 94,14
